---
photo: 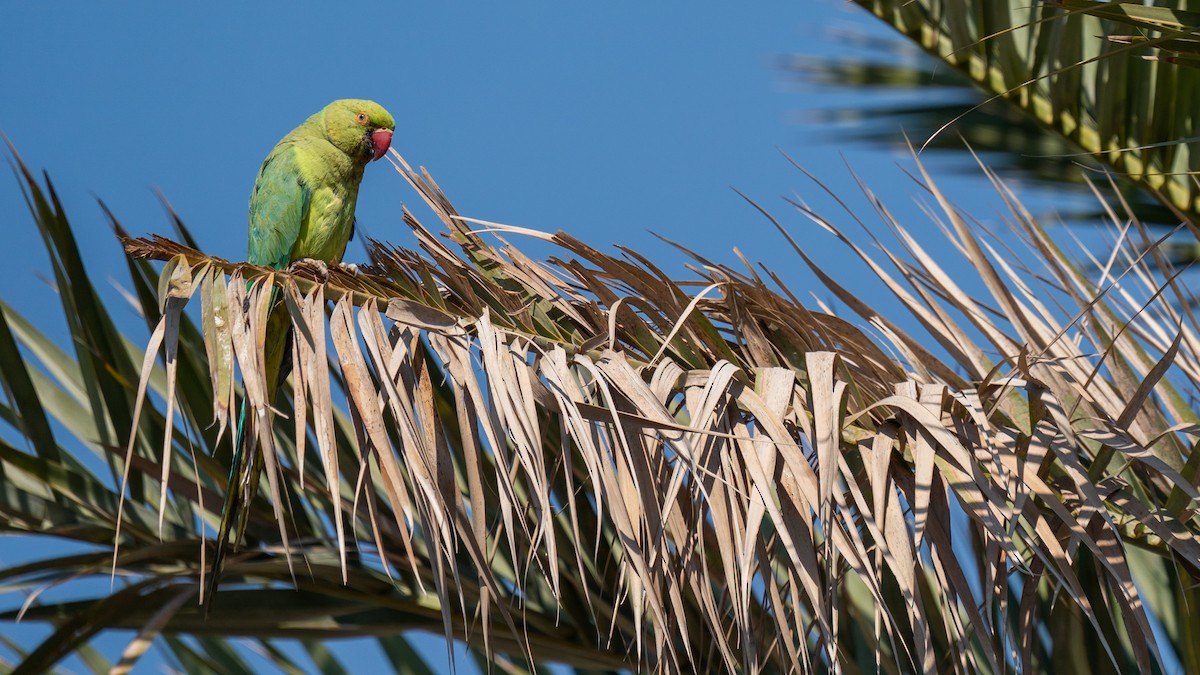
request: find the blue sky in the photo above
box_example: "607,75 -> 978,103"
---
0,1 -> 1072,672
0,1 -> 946,326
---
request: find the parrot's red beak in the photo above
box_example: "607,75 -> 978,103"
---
370,129 -> 393,161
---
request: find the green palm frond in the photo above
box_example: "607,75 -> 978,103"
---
783,38 -> 1184,230
850,0 -> 1200,225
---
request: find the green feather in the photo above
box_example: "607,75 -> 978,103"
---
248,146 -> 311,270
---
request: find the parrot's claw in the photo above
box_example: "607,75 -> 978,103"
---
289,258 -> 330,282
337,262 -> 359,275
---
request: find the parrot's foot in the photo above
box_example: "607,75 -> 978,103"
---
289,258 -> 330,282
337,262 -> 359,275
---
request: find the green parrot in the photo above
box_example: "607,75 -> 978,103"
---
207,99 -> 395,606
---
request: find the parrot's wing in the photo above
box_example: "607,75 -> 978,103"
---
248,144 -> 311,270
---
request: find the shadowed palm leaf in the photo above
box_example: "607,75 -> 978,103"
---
848,0 -> 1200,228
784,38 -> 1184,230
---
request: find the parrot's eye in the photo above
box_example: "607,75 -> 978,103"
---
355,113 -> 369,125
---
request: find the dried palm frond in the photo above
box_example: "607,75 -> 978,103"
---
47,148 -> 1191,673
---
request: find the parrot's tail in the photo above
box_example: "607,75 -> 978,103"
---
205,398 -> 255,613
204,300 -> 292,614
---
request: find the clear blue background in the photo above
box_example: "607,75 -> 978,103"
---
0,1 -> 1073,672
0,1 -> 958,327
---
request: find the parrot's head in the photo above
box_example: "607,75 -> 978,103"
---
322,99 -> 396,164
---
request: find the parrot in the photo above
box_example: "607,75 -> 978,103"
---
206,99 -> 396,607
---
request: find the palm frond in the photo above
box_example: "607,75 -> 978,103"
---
3,147 -> 1188,672
850,0 -> 1200,226
783,36 -> 1185,231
